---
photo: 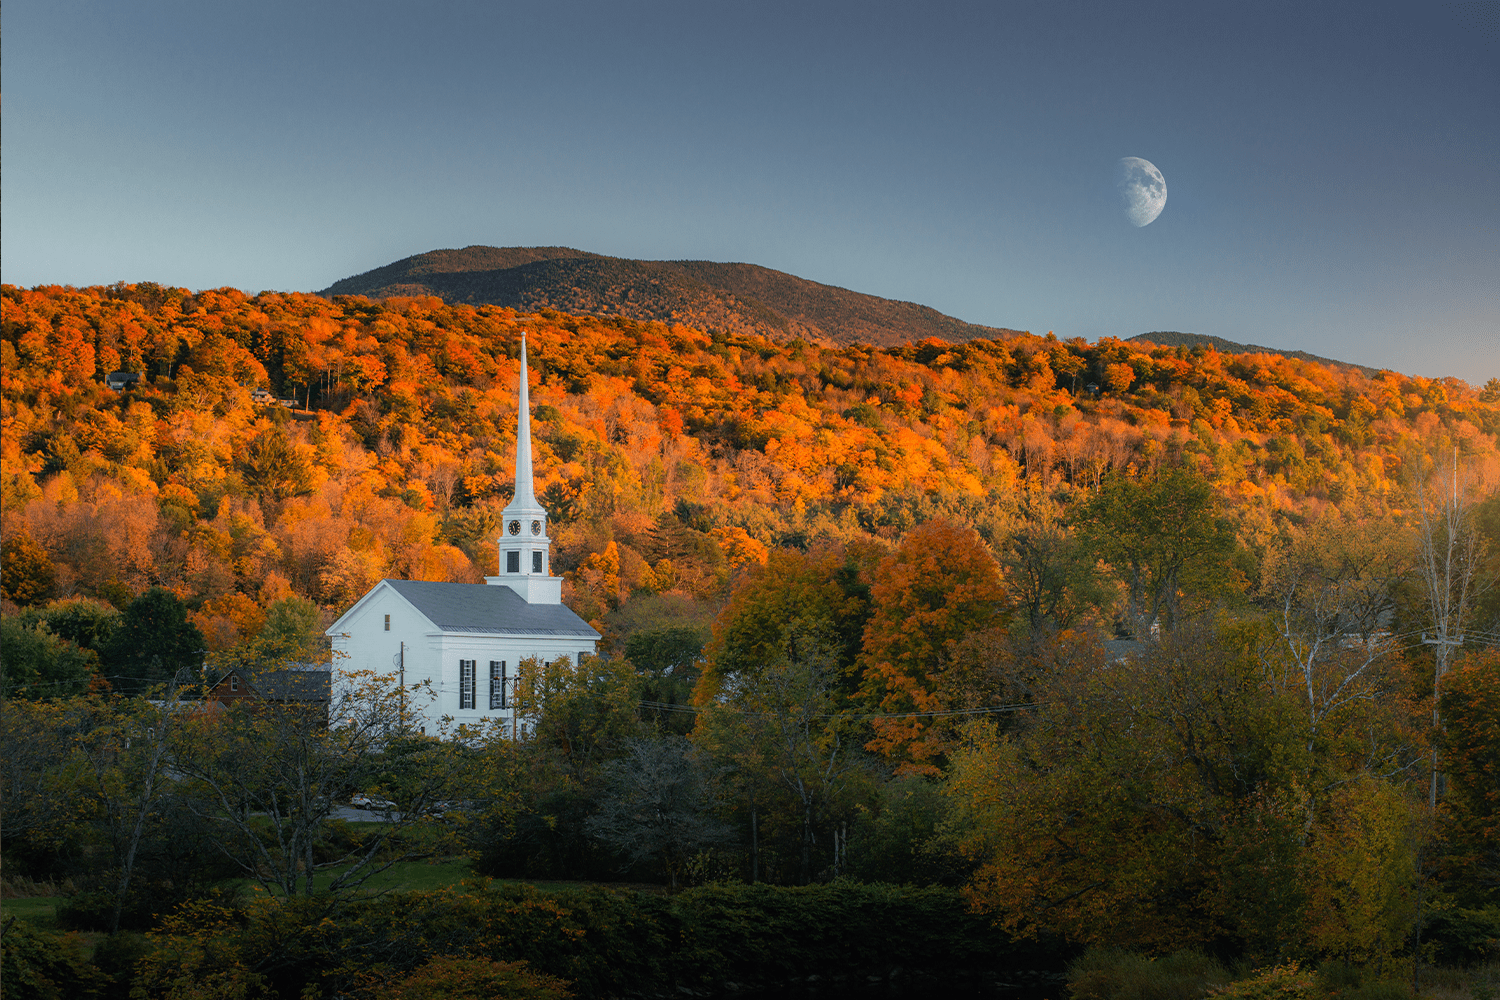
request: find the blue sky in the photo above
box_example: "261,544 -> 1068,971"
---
4,1 -> 1497,380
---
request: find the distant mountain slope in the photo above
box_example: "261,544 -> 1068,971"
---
318,246 -> 1025,347
1130,331 -> 1380,378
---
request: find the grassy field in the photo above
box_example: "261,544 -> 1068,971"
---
251,855 -> 476,896
0,895 -> 62,930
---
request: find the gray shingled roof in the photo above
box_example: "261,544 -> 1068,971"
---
254,666 -> 332,702
207,665 -> 331,703
385,580 -> 601,638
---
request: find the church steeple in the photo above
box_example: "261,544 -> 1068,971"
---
512,332 -> 537,510
488,333 -> 561,604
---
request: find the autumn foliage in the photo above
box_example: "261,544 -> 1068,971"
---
5,280 -> 1497,635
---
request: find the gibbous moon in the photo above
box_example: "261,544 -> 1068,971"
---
1117,156 -> 1167,227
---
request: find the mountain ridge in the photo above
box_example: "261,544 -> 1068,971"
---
320,246 -> 1378,372
319,246 -> 1026,348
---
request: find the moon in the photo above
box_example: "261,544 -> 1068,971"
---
1117,157 -> 1167,227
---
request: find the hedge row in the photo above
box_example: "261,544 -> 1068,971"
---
139,880 -> 1062,997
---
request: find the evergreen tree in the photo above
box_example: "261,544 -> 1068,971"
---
103,588 -> 206,694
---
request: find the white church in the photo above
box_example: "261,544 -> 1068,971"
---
326,334 -> 600,734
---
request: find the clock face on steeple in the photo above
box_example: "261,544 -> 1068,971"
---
531,520 -> 543,535
508,520 -> 521,536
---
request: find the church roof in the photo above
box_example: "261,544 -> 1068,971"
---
383,579 -> 601,638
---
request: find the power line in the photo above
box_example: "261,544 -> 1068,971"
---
637,699 -> 1039,721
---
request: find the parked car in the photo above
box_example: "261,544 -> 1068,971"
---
349,793 -> 396,811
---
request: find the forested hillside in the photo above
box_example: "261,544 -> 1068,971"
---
3,280 -> 1499,641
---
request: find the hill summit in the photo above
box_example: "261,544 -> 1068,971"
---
318,246 -> 1026,348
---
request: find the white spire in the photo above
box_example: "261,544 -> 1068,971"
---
513,333 -> 537,508
489,332 -> 560,603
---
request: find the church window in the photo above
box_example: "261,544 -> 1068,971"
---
459,660 -> 476,710
506,551 -> 520,573
490,660 -> 507,709
384,614 -> 390,631
532,551 -> 543,573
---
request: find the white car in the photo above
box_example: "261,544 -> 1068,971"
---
349,793 -> 396,811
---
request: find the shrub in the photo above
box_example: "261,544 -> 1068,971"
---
1067,947 -> 1228,1000
1208,963 -> 1319,1000
1340,982 -> 1411,1000
385,956 -> 573,1000
1422,906 -> 1500,967
91,931 -> 154,1000
0,915 -> 108,999
132,879 -> 1048,997
57,887 -> 145,932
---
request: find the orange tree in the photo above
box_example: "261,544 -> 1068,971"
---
858,519 -> 1006,774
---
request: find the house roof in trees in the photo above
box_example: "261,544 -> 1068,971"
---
206,665 -> 331,704
252,665 -> 332,702
380,579 -> 601,638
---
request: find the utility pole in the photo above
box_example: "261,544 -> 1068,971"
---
392,642 -> 406,726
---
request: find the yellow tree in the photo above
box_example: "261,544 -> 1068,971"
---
1304,777 -> 1420,962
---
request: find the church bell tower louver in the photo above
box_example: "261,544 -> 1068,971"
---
486,333 -> 562,604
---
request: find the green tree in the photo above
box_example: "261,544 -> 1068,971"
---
698,547 -> 868,706
625,625 -> 705,735
0,617 -> 97,699
514,654 -> 643,766
585,734 -> 731,888
1259,502 -> 1407,757
103,587 -> 206,695
1304,776 -> 1420,963
0,699 -> 91,867
1438,651 -> 1500,904
233,594 -> 327,670
994,487 -> 1106,632
72,692 -> 192,933
170,671 -> 468,898
1075,466 -> 1240,639
696,622 -> 874,884
0,916 -> 108,999
945,620 -> 1312,949
239,425 -> 312,504
22,596 -> 122,653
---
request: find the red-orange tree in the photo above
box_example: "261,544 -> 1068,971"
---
859,519 -> 1006,773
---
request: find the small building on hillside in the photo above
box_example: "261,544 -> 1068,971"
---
325,334 -> 600,735
205,664 -> 332,720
